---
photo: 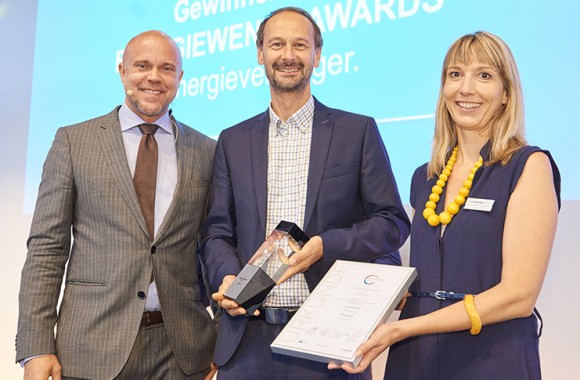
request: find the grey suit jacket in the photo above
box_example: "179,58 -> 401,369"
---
17,107 -> 217,379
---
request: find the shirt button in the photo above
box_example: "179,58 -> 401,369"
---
137,291 -> 146,299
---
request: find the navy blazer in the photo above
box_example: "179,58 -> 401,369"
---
201,98 -> 410,365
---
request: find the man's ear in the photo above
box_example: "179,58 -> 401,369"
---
314,48 -> 322,68
258,47 -> 264,65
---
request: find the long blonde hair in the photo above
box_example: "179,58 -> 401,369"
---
427,31 -> 527,178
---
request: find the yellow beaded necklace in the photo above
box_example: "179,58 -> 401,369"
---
423,147 -> 483,227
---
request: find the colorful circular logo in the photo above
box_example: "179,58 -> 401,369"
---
364,275 -> 378,285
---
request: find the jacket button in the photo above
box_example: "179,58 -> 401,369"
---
151,245 -> 156,254
137,291 -> 146,299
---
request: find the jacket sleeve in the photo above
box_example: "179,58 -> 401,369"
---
16,127 -> 75,362
200,134 -> 244,294
316,117 -> 410,274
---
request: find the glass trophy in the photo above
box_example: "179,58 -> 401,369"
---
224,221 -> 309,315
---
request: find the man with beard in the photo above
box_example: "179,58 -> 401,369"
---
201,7 -> 410,380
16,30 -> 216,379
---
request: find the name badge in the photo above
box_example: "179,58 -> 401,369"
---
464,197 -> 495,212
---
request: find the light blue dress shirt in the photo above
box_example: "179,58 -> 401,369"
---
118,104 -> 178,311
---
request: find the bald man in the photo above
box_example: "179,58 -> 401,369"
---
16,30 -> 216,380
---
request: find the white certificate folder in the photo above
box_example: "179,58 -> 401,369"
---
271,260 -> 417,367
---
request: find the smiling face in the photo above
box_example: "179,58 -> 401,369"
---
443,61 -> 507,134
119,31 -> 183,123
257,10 -> 321,95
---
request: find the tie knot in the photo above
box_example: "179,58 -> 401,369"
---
139,123 -> 159,136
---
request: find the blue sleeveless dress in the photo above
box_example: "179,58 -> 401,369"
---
384,145 -> 561,380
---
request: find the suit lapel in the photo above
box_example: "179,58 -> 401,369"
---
98,108 -> 150,237
251,111 -> 269,235
304,101 -> 333,230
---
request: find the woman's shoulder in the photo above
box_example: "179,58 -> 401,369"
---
411,163 -> 431,190
412,162 -> 430,180
519,146 -> 561,203
508,145 -> 559,176
502,145 -> 561,207
514,145 -> 544,158
409,163 -> 430,207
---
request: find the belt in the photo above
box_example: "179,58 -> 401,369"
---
141,310 -> 163,327
255,307 -> 299,325
411,290 -> 468,300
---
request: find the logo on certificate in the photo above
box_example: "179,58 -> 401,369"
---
363,275 -> 378,285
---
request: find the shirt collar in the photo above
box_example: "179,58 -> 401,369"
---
118,103 -> 173,135
268,96 -> 315,136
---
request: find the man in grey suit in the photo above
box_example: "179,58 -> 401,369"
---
16,30 -> 216,379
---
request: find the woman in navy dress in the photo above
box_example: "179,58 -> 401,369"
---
334,31 -> 560,379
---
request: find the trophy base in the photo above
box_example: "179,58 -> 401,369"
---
224,264 -> 276,312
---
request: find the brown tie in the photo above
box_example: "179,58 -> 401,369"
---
134,123 -> 159,241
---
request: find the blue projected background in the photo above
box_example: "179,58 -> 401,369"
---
24,0 -> 580,211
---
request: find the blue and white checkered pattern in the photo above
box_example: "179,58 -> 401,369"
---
263,97 -> 314,307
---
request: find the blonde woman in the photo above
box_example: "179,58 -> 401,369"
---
334,31 -> 560,380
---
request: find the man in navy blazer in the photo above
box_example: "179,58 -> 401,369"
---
201,7 -> 410,379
